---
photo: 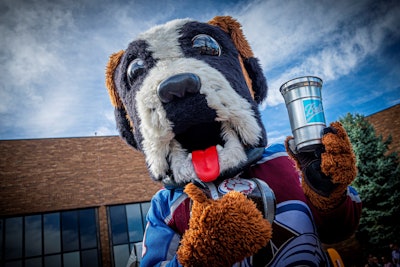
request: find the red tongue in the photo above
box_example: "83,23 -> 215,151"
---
192,146 -> 220,182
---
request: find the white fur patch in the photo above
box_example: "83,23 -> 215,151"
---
138,18 -> 192,60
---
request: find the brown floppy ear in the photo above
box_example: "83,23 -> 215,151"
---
105,50 -> 139,149
208,16 -> 268,104
105,50 -> 124,108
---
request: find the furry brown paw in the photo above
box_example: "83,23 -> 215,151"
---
177,183 -> 272,267
285,121 -> 357,211
321,122 -> 357,185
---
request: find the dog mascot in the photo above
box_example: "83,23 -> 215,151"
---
105,16 -> 362,267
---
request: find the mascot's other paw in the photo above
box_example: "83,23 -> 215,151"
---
177,183 -> 272,267
285,122 -> 357,211
321,122 -> 357,185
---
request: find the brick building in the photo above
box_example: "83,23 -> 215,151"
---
367,103 -> 400,155
0,137 -> 160,267
0,104 -> 398,267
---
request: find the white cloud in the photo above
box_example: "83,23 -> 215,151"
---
1,1 -> 75,84
0,0 -> 129,138
236,0 -> 400,108
94,109 -> 118,137
95,126 -> 116,136
0,0 -> 78,136
266,130 -> 288,145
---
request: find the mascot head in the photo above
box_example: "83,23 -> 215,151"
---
105,16 -> 268,186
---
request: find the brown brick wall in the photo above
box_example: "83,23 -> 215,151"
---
367,104 -> 400,155
0,136 -> 161,216
0,136 -> 161,266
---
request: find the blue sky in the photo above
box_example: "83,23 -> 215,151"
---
0,0 -> 399,144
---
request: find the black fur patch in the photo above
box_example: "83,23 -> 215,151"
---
114,40 -> 156,150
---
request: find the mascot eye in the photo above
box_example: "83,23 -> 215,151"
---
127,58 -> 145,84
192,34 -> 221,56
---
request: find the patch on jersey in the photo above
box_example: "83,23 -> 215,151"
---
218,177 -> 256,195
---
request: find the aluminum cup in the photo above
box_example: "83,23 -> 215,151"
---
280,76 -> 326,152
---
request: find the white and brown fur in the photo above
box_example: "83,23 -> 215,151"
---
106,16 -> 269,185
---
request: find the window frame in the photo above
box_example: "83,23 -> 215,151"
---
107,201 -> 150,267
0,208 -> 102,267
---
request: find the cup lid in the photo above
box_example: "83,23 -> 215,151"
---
279,76 -> 323,93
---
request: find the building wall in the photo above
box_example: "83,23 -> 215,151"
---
367,104 -> 400,155
0,136 -> 161,266
0,136 -> 160,215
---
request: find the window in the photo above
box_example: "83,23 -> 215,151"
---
0,208 -> 101,267
108,202 -> 150,267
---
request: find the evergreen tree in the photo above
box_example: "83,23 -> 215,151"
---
340,113 -> 400,253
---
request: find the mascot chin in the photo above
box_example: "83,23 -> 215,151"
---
105,16 -> 361,267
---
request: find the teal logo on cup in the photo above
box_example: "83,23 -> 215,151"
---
303,99 -> 325,124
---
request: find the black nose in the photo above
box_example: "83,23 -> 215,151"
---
157,73 -> 201,103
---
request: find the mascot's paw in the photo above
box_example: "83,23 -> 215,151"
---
177,183 -> 272,267
286,122 -> 357,211
321,122 -> 357,185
